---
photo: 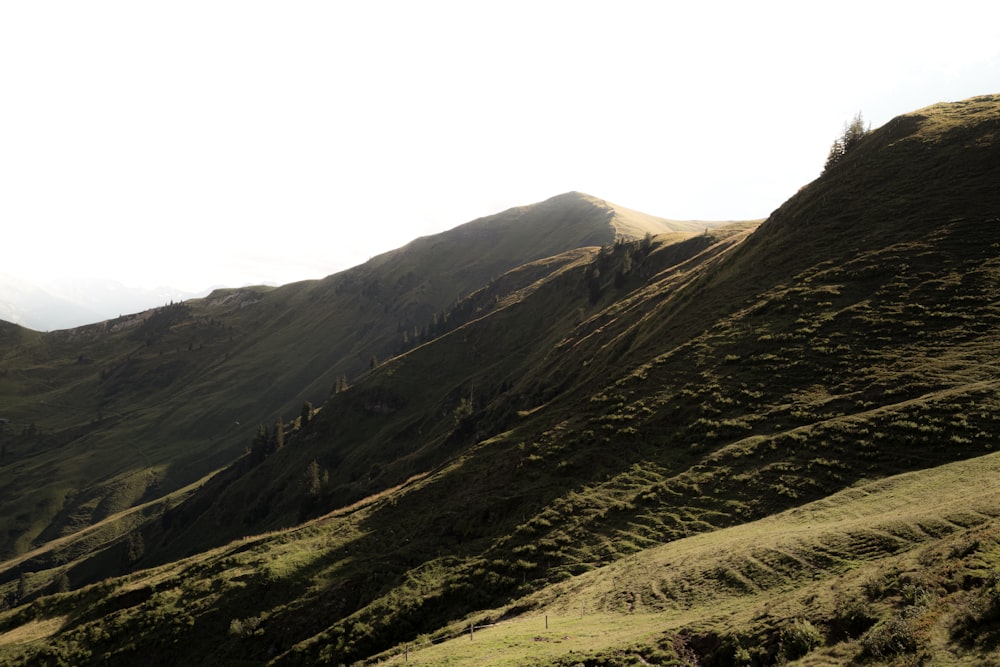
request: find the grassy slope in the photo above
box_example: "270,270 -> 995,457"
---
4,427 -> 1000,665
385,449 -> 1000,665
0,95 -> 998,665
81,231 -> 721,571
0,192 -> 688,563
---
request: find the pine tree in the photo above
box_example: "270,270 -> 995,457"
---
585,266 -> 603,304
274,419 -> 285,450
17,572 -> 28,601
125,532 -> 145,566
250,424 -> 270,464
303,460 -> 322,500
640,231 -> 654,256
332,375 -> 350,395
824,111 -> 870,172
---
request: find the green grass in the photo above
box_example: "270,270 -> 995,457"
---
382,449 -> 1000,665
378,612 -> 668,666
6,442 -> 1000,665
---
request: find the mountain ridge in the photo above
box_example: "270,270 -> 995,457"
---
0,191 -> 742,564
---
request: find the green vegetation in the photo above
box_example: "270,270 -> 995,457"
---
1,94 -> 1000,665
0,192 -> 692,565
824,110 -> 870,171
376,450 -> 1000,665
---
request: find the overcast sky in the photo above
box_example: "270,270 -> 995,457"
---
3,1 -> 999,292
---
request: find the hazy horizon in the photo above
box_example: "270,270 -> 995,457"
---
3,1 -> 999,293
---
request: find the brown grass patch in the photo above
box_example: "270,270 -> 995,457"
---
0,615 -> 66,646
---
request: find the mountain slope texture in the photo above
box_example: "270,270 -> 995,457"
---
1,94 -> 999,666
0,191 -> 694,563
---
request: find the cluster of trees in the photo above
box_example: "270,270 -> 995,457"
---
585,233 -> 657,304
245,399 -> 320,467
397,234 -> 658,354
0,570 -> 70,610
235,401 -> 335,524
824,111 -> 870,172
129,302 -> 192,346
247,420 -> 286,465
332,375 -> 350,394
397,308 -> 457,354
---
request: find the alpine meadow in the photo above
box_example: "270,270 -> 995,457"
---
2,94 -> 1000,665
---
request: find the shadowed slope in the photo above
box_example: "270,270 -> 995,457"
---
0,192 -> 726,562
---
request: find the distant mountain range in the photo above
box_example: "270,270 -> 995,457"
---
0,274 -> 207,331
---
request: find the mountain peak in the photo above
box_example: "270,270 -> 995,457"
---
533,191 -> 738,240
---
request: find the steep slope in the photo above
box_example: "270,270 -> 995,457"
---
1,94 -> 999,666
116,230 -> 729,567
0,192 -> 706,561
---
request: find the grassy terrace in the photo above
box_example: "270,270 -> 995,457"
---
5,447 -> 1000,665
387,450 -> 1000,665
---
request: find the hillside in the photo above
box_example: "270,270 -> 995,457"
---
1,94 -> 1000,666
0,192 -> 706,561
374,450 -> 1000,665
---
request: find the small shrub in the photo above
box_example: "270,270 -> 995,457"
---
900,583 -> 933,608
862,569 -> 899,601
830,593 -> 877,639
949,537 -> 981,559
228,615 -> 263,639
780,618 -> 823,659
861,610 -> 921,659
53,571 -> 71,594
951,577 -> 1000,643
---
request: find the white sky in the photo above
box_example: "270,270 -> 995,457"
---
2,1 -> 999,292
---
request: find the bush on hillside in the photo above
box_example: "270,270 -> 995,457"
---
780,618 -> 824,659
860,609 -> 922,659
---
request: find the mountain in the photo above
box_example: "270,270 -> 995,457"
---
0,274 -> 202,332
0,192 -> 713,563
1,94 -> 999,666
